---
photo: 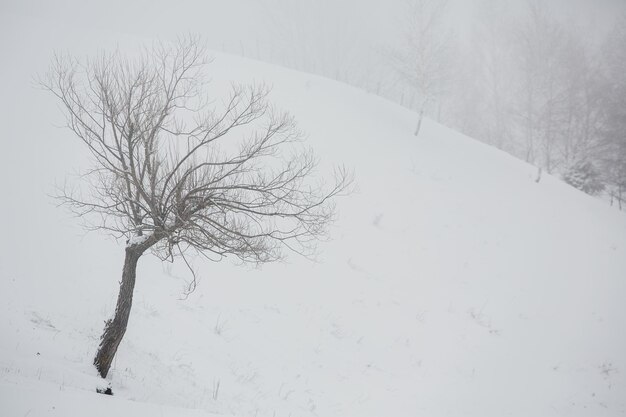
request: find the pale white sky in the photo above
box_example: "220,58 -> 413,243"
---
1,0 -> 624,108
2,0 -> 622,57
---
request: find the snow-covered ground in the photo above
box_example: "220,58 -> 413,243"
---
1,12 -> 626,417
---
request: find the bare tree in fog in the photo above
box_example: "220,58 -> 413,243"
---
391,0 -> 454,136
470,1 -> 515,151
438,0 -> 617,198
509,2 -> 606,190
599,15 -> 626,207
40,36 -> 352,379
440,0 -> 516,151
512,1 -> 569,171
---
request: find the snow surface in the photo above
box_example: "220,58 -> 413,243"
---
1,12 -> 626,417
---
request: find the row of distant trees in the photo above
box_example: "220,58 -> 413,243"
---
250,0 -> 625,207
389,0 -> 626,207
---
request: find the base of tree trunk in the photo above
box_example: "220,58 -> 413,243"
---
93,248 -> 142,378
96,387 -> 114,395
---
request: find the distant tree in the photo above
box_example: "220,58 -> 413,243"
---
598,15 -> 626,209
511,1 -> 567,170
472,1 -> 514,150
40,37 -> 351,379
562,159 -> 605,195
554,40 -> 605,173
447,0 -> 516,151
506,1 -> 607,177
390,0 -> 454,136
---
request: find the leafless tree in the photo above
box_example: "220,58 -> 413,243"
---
390,0 -> 454,136
40,36 -> 351,379
512,1 -> 570,172
599,14 -> 626,207
507,1 -> 606,178
465,0 -> 516,151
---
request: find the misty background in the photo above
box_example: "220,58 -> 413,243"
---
1,1 -> 626,416
2,0 -> 626,205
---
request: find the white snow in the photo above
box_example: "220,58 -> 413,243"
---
1,12 -> 625,417
127,233 -> 152,247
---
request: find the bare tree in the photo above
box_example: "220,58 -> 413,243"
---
599,14 -> 626,208
390,0 -> 454,136
468,0 -> 516,151
40,36 -> 351,379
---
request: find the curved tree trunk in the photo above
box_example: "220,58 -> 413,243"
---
94,247 -> 143,378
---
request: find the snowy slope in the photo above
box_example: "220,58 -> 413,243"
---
1,13 -> 626,417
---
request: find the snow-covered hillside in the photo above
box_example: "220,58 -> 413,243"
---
1,13 -> 626,417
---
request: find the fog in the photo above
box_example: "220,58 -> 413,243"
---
3,0 -> 624,88
4,0 -> 623,69
1,1 -> 626,416
2,0 -> 626,201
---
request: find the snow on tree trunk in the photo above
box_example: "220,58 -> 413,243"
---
94,247 -> 143,378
